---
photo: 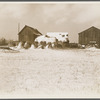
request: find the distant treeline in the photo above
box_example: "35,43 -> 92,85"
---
0,38 -> 18,46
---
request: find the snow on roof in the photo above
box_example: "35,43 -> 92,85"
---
35,35 -> 56,43
46,32 -> 69,42
47,32 -> 68,36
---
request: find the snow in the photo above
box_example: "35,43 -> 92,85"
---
29,44 -> 36,50
86,46 -> 100,51
35,35 -> 46,43
0,48 -> 100,98
35,35 -> 57,43
16,42 -> 23,49
47,32 -> 69,42
35,32 -> 69,45
47,32 -> 68,38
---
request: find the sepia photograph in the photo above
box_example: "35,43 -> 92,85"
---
0,1 -> 100,98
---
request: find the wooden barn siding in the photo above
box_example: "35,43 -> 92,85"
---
79,33 -> 81,44
95,29 -> 100,45
79,28 -> 100,45
19,27 -> 37,43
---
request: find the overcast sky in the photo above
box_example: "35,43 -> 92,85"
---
0,2 -> 100,43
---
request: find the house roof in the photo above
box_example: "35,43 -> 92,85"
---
18,25 -> 42,35
78,26 -> 100,35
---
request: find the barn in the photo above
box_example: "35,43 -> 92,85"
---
78,26 -> 100,47
18,25 -> 42,44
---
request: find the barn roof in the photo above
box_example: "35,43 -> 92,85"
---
78,26 -> 100,35
18,25 -> 42,35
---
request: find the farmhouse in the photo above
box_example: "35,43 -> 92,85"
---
78,26 -> 100,47
18,25 -> 42,44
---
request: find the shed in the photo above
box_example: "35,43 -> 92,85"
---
18,25 -> 42,44
78,26 -> 100,46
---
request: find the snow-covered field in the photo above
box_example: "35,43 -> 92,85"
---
0,47 -> 100,98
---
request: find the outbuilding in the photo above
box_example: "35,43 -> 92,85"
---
18,25 -> 42,44
78,26 -> 100,47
